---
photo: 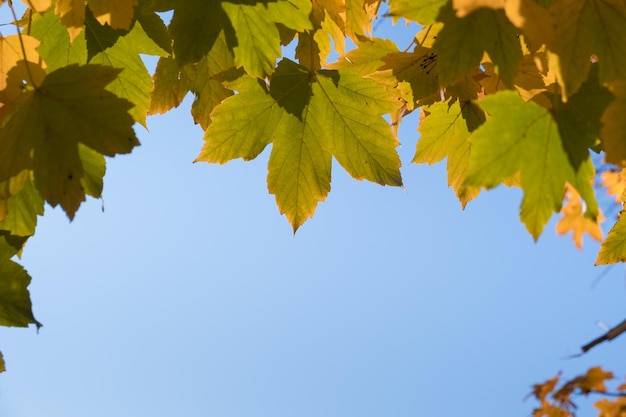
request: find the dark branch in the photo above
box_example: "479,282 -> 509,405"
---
581,318 -> 626,353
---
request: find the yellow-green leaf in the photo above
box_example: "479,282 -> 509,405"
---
414,100 -> 485,207
387,0 -> 448,24
466,90 -> 596,239
596,212 -> 626,264
434,4 -> 522,88
548,0 -> 626,99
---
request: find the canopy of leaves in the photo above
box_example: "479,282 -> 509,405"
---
2,1 -> 626,411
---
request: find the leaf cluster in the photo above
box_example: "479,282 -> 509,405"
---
0,2 -> 625,406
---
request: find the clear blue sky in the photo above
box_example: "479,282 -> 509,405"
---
0,4 -> 624,417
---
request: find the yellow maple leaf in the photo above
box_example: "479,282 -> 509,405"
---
87,0 -> 138,30
54,0 -> 85,41
22,0 -> 52,12
602,170 -> 626,203
556,184 -> 604,249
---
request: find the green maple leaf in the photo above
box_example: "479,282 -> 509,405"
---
434,4 -> 522,88
221,0 -> 312,77
196,75 -> 283,164
548,0 -> 626,98
465,90 -> 597,239
136,0 -> 172,54
0,64 -> 139,219
414,100 -> 485,207
0,237 -> 41,329
0,177 -> 44,238
198,59 -> 402,231
30,8 -> 87,71
387,0 -> 448,24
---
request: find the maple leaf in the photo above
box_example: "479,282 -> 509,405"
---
387,0 -> 448,24
596,211 -> 626,265
414,100 -> 485,207
548,0 -> 626,99
0,237 -> 41,329
169,0 -> 229,65
222,0 -> 312,77
0,64 -> 139,219
378,46 -> 440,106
434,3 -> 522,88
577,367 -> 614,394
0,351 -> 4,373
601,170 -> 626,203
600,80 -> 626,167
54,0 -> 85,41
0,177 -> 44,237
87,0 -> 138,30
556,184 -> 603,249
595,397 -> 626,417
465,90 -> 597,239
22,0 -> 52,12
198,59 -> 401,231
552,64 -> 613,170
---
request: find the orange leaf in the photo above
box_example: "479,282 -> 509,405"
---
579,366 -> 614,394
602,169 -> 626,203
556,184 -> 604,249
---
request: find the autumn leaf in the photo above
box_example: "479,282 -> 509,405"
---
87,0 -> 138,30
556,184 -> 603,249
465,90 -> 597,239
414,100 -> 485,207
22,0 -> 51,12
387,0 -> 448,24
0,64 -> 139,219
0,237 -> 41,329
0,351 -> 4,373
198,59 -> 401,231
0,177 -> 44,237
596,212 -> 626,265
434,3 -> 522,88
222,0 -> 312,77
595,397 -> 626,417
548,0 -> 626,99
601,80 -> 626,167
54,0 -> 85,41
601,169 -> 626,203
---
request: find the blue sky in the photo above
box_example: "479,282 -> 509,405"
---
0,3 -> 625,417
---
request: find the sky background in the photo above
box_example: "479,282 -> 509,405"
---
0,4 -> 625,417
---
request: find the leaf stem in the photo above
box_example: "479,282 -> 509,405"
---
7,0 -> 39,88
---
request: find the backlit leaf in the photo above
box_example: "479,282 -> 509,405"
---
414,100 -> 485,207
600,80 -> 626,167
596,211 -> 626,264
23,0 -> 51,12
548,0 -> 626,99
54,0 -> 85,41
434,4 -> 522,88
0,177 -> 44,237
387,0 -> 448,24
0,64 -> 139,219
0,237 -> 41,329
556,184 -> 603,249
465,91 -> 596,239
601,169 -> 626,203
87,0 -> 138,30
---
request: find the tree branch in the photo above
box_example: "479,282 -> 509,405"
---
581,318 -> 626,353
